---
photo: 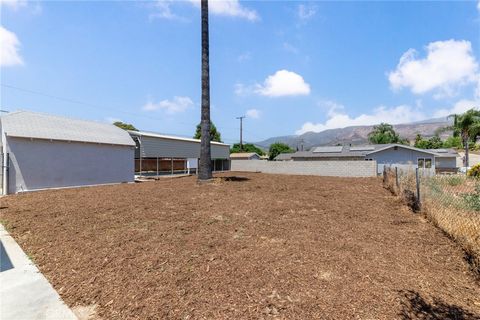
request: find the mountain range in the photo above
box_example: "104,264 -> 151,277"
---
255,117 -> 452,150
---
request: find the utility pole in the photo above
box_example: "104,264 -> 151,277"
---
236,116 -> 246,151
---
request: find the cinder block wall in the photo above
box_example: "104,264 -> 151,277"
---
231,160 -> 377,177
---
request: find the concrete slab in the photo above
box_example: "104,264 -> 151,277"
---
0,225 -> 77,320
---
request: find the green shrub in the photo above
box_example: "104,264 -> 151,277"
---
462,184 -> 480,211
444,175 -> 464,186
467,164 -> 480,177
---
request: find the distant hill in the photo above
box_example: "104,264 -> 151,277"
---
255,117 -> 452,150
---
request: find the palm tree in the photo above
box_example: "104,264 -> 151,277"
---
198,0 -> 212,181
447,109 -> 480,167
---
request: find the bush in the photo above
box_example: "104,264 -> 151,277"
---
462,184 -> 480,211
444,175 -> 464,186
467,164 -> 480,177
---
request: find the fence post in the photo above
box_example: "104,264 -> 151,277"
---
395,167 -> 399,189
415,167 -> 421,210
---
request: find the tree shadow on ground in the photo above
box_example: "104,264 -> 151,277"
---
219,176 -> 250,182
398,290 -> 480,320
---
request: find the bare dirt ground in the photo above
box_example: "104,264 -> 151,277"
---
1,173 -> 479,319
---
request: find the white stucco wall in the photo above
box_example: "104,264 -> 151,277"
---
6,137 -> 134,194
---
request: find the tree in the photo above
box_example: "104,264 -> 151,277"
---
447,109 -> 480,167
194,122 -> 222,142
198,0 -> 212,181
113,121 -> 138,131
414,134 -> 443,149
269,142 -> 294,160
443,136 -> 462,148
368,123 -> 403,144
230,143 -> 265,156
428,136 -> 444,149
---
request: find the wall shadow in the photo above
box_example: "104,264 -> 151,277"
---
398,290 -> 480,320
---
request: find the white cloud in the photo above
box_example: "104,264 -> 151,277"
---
246,108 -> 260,119
477,0 -> 480,12
434,99 -> 480,118
295,101 -> 425,135
255,70 -> 311,97
0,0 -> 41,14
143,96 -> 193,114
237,51 -> 251,62
283,42 -> 299,54
149,1 -> 183,21
188,0 -> 259,21
0,0 -> 27,10
388,39 -> 479,97
0,26 -> 23,67
297,4 -> 316,22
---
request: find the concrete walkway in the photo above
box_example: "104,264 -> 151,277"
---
0,224 -> 77,320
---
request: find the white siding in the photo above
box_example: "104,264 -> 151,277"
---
6,137 -> 134,194
138,136 -> 230,159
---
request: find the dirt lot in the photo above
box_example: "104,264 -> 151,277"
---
1,173 -> 479,319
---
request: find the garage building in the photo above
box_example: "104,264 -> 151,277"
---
0,111 -> 135,194
128,130 -> 230,175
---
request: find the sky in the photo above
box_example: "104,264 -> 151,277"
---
1,0 -> 480,145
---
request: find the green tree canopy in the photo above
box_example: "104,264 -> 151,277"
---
414,134 -> 443,149
113,121 -> 138,131
368,123 -> 404,144
268,142 -> 294,160
194,122 -> 222,142
443,136 -> 462,148
230,143 -> 265,156
447,108 -> 480,166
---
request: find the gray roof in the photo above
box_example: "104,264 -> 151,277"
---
274,153 -> 294,161
128,130 -> 229,146
426,148 -> 459,158
291,144 -> 458,159
0,111 -> 135,146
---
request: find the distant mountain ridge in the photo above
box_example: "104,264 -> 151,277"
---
255,117 -> 452,150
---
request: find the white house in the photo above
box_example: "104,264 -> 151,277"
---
0,111 -> 135,194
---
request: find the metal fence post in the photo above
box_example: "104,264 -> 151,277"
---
415,168 -> 421,210
395,167 -> 399,189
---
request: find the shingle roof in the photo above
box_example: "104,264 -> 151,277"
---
291,144 -> 458,159
274,153 -> 294,161
0,111 -> 135,146
230,152 -> 259,159
128,130 -> 229,146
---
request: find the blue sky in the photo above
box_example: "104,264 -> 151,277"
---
1,0 -> 479,144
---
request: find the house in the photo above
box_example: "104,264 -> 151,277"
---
290,144 -> 459,174
229,152 -> 261,160
0,111 -> 135,195
128,130 -> 230,174
274,153 -> 294,161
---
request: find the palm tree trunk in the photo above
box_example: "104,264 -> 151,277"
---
198,0 -> 212,181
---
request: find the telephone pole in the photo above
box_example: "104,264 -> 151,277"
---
236,116 -> 246,151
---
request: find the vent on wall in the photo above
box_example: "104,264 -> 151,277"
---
312,146 -> 343,153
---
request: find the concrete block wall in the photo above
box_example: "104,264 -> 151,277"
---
231,160 -> 377,177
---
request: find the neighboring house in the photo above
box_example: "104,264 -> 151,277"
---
128,130 -> 230,174
230,152 -> 261,160
274,153 -> 294,161
290,144 -> 459,174
0,111 -> 135,195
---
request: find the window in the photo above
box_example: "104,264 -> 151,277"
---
418,158 -> 433,169
425,158 -> 432,169
418,158 -> 424,168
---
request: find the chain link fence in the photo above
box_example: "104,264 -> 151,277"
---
383,166 -> 480,274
